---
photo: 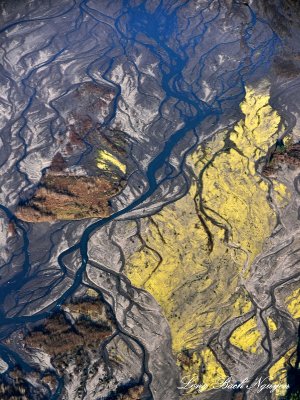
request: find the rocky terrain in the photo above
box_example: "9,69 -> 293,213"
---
263,141 -> 300,177
14,82 -> 129,222
0,290 -> 146,399
1,0 -> 300,400
15,169 -> 125,222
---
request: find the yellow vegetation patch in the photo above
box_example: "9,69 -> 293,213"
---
269,347 -> 296,397
229,317 -> 262,353
97,149 -> 126,174
192,87 -> 283,270
125,85 -> 288,391
127,192 -> 253,353
86,288 -> 99,298
233,292 -> 252,315
273,181 -> 290,208
178,348 -> 227,395
286,288 -> 300,319
267,317 -> 277,332
201,348 -> 227,389
177,351 -> 202,395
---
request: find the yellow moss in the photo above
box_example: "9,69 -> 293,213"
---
177,351 -> 202,395
273,181 -> 290,208
126,190 -> 250,353
267,317 -> 277,332
234,87 -> 280,159
229,317 -> 262,353
109,347 -> 125,365
86,288 -> 99,298
97,149 -> 126,174
201,348 -> 227,389
197,88 -> 282,270
283,134 -> 294,147
286,288 -> 300,319
125,85 -> 288,389
177,348 -> 227,395
269,347 -> 296,397
233,292 -> 253,314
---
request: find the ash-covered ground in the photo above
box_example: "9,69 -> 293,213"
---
0,1 -> 300,399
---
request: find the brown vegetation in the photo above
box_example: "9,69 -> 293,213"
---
0,368 -> 31,400
25,300 -> 114,356
68,130 -> 85,147
16,172 -> 125,222
25,313 -> 112,356
66,300 -> 113,325
7,221 -> 17,236
262,143 -> 300,177
49,152 -> 67,172
117,385 -> 144,400
22,298 -> 116,398
0,367 -> 57,399
15,81 -> 128,223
